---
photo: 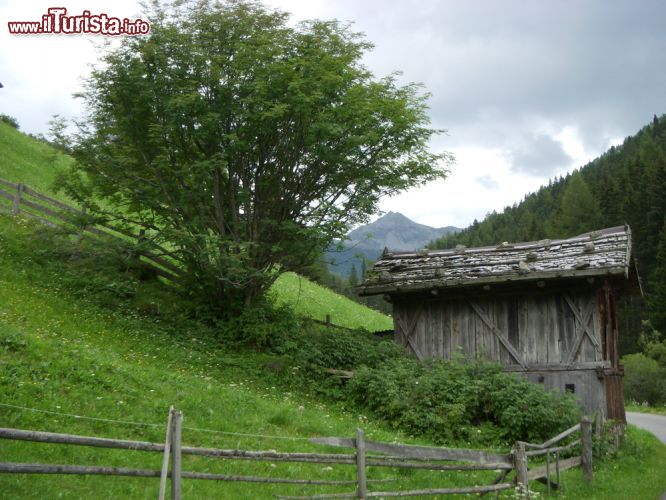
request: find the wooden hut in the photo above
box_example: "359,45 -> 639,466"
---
357,226 -> 640,421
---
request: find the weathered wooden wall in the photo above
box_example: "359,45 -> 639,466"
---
393,289 -> 603,366
392,286 -> 622,417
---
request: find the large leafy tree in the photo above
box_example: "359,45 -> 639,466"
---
64,1 -> 450,313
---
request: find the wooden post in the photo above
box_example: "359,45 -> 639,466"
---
514,441 -> 529,495
555,450 -> 560,491
545,451 -> 551,495
12,183 -> 23,215
77,205 -> 87,242
325,314 -> 331,328
158,407 -> 174,500
355,428 -> 367,499
581,416 -> 593,484
171,410 -> 183,500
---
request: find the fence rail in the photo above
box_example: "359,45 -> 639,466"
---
0,407 -> 534,498
0,178 -> 181,281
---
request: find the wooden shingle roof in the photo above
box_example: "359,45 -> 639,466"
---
358,225 -> 635,296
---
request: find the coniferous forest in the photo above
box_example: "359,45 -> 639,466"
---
429,114 -> 666,355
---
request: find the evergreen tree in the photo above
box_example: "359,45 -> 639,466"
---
648,221 -> 666,333
551,172 -> 602,238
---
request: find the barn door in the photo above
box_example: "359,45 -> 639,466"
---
562,293 -> 602,364
394,303 -> 425,360
467,299 -> 527,368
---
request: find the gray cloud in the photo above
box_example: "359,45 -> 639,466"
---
510,134 -> 573,176
299,0 -> 666,175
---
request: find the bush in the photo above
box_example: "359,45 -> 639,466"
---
0,113 -> 19,129
348,357 -> 580,444
623,353 -> 666,406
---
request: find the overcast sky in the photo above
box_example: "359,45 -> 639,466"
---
1,0 -> 665,228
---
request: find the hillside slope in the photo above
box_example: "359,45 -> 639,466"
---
0,122 -> 392,331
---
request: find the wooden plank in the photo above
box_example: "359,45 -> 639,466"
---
0,178 -> 19,190
0,187 -> 16,203
22,186 -> 77,212
313,437 -> 513,466
547,296 -> 561,364
581,417 -> 593,483
279,484 -> 515,499
468,300 -> 527,368
355,428 -> 367,499
15,210 -> 58,227
0,462 -> 369,485
526,456 -> 581,480
158,407 -> 174,500
171,410 -> 183,500
523,423 -> 581,449
20,198 -> 72,223
0,427 -> 361,464
525,439 -> 580,457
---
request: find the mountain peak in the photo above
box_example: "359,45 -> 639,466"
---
348,212 -> 459,252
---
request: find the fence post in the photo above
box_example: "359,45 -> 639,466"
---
77,205 -> 88,242
355,428 -> 367,499
12,183 -> 24,215
514,441 -> 529,495
581,416 -> 593,484
158,407 -> 174,500
171,410 -> 183,500
325,314 -> 331,328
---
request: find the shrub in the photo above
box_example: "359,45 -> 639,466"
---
623,353 -> 666,406
348,357 -> 580,444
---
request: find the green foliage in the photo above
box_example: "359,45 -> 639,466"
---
622,353 -> 666,405
348,357 -> 580,444
550,172 -> 602,238
0,113 -> 19,129
61,0 -> 450,316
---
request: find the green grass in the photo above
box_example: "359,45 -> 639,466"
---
625,402 -> 666,416
271,272 -> 392,331
0,215 -> 493,498
0,122 -> 73,200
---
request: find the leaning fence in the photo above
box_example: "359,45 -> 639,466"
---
0,177 -> 181,281
0,405 -> 595,498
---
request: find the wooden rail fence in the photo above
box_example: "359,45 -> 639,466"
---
0,177 -> 181,281
0,406 -> 595,498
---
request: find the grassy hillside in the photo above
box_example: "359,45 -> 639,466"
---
272,272 -> 392,331
0,215 -> 664,497
0,122 -> 392,331
0,122 -> 73,198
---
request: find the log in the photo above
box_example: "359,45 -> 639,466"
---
158,408 -> 174,500
310,437 -> 512,466
526,456 -> 581,480
514,441 -> 528,489
22,186 -> 77,212
171,410 -> 183,500
278,483 -> 514,499
355,428 -> 367,499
